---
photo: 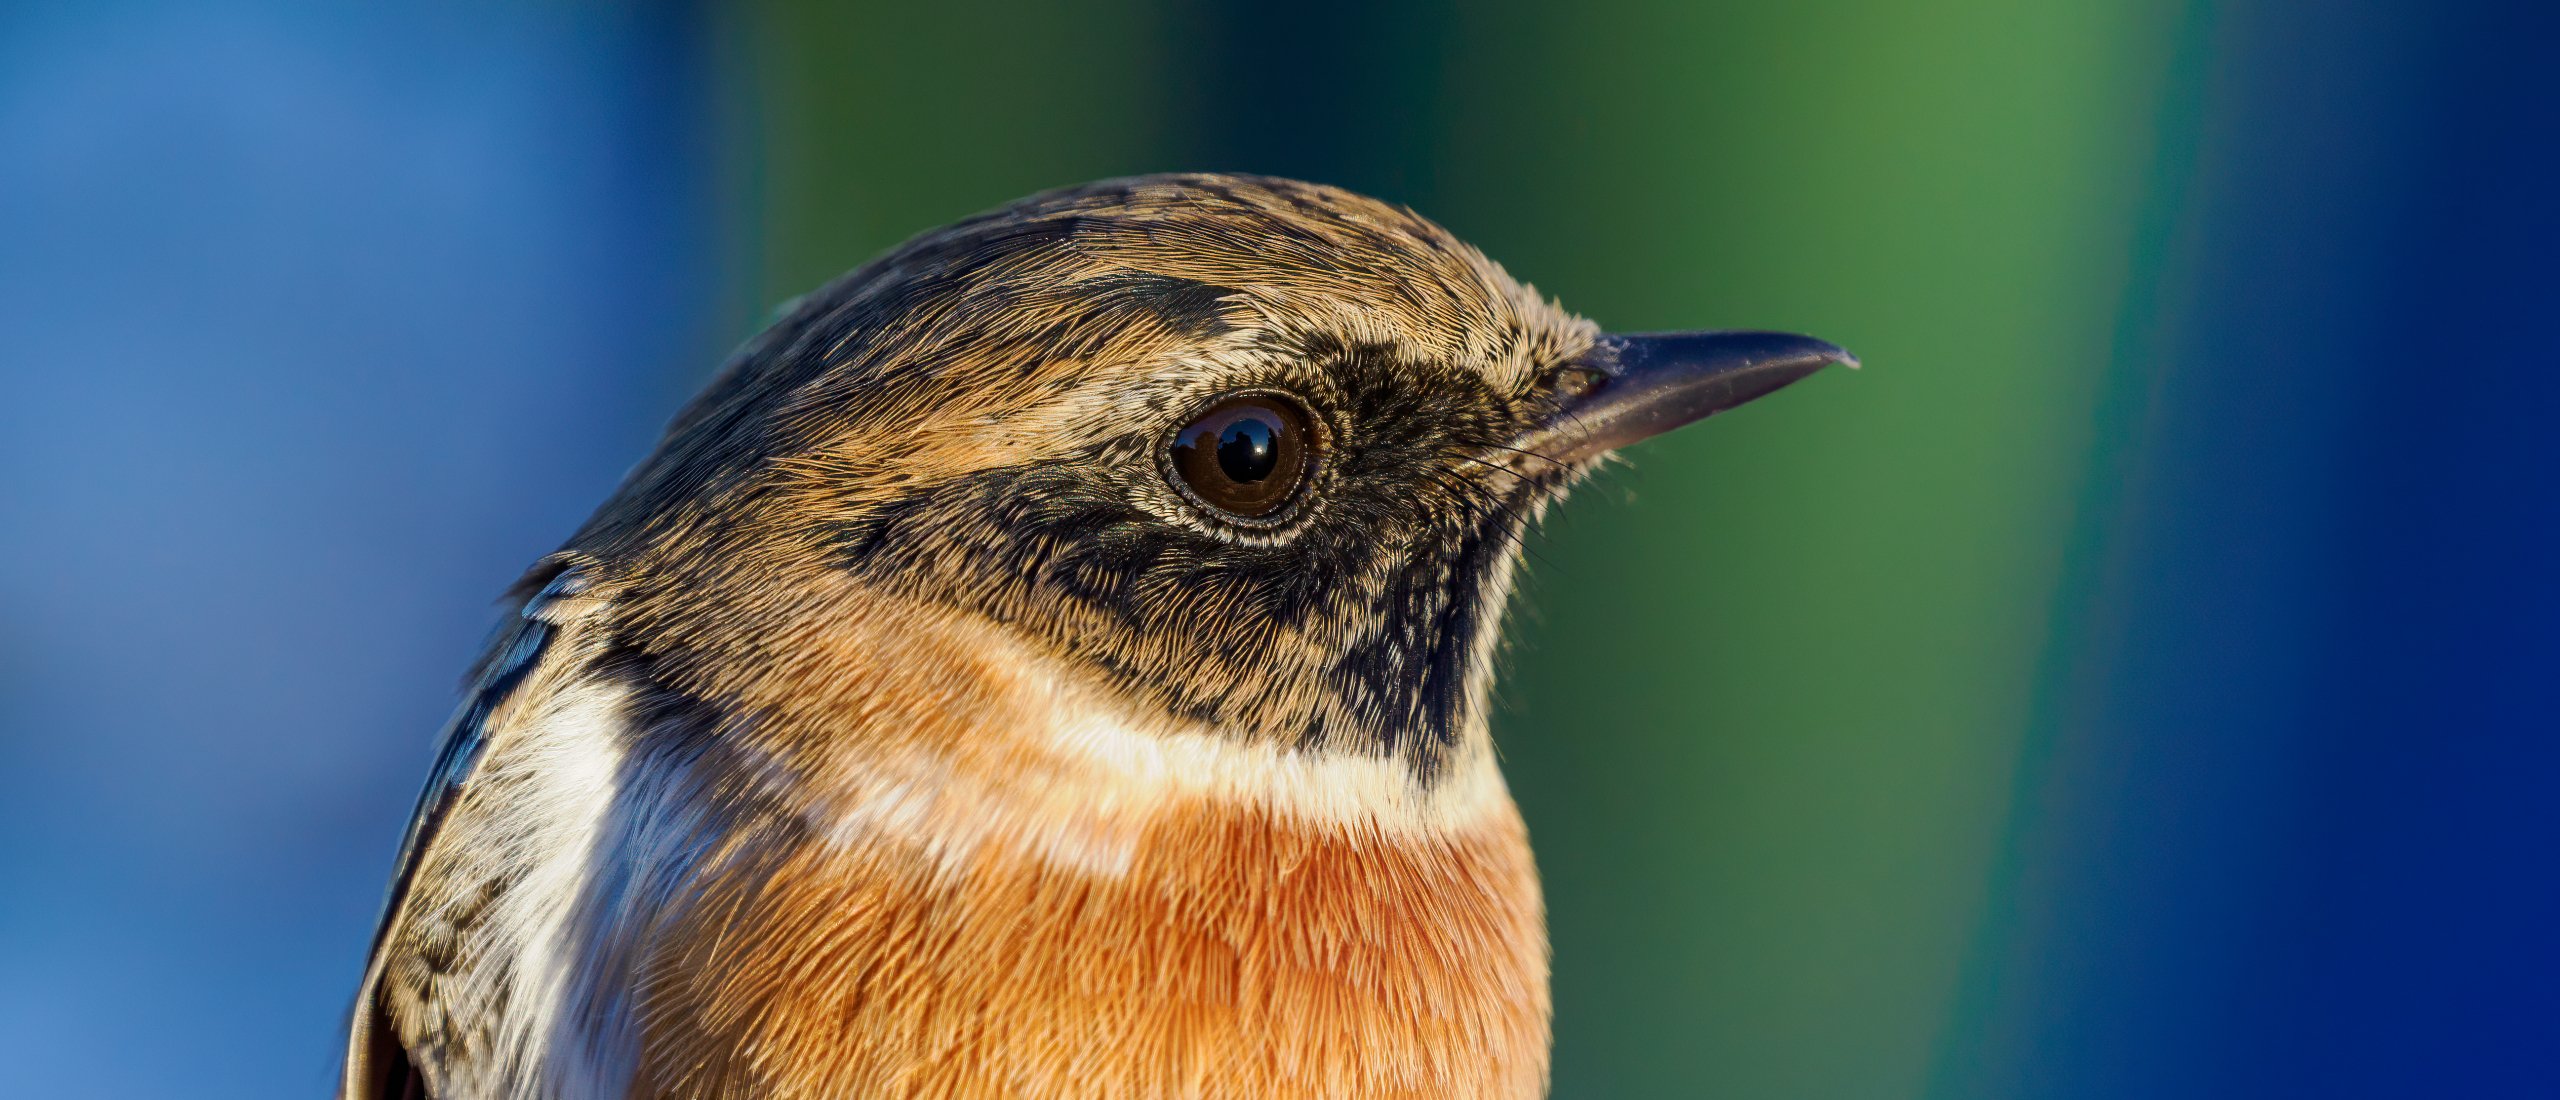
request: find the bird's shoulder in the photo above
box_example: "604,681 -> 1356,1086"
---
339,554 -> 620,1100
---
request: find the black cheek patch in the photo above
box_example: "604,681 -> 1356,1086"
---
811,347 -> 1544,788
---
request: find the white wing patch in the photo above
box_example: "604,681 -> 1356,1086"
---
467,676 -> 633,1099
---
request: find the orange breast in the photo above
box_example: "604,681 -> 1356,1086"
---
635,798 -> 1548,1099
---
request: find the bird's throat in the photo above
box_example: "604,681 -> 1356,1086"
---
641,779 -> 1551,1097
622,585 -> 1551,1096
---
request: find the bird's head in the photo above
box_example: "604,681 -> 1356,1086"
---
574,174 -> 1848,786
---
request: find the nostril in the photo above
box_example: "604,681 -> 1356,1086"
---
1547,367 -> 1606,401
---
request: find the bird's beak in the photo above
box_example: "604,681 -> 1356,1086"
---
1527,331 -> 1856,463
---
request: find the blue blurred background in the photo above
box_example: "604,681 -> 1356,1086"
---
1,2 -> 2551,1096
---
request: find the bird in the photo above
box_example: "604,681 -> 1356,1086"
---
339,173 -> 1850,1100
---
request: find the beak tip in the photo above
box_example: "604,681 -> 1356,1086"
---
1791,337 -> 1859,373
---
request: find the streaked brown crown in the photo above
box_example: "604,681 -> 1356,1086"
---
568,173 -> 1598,779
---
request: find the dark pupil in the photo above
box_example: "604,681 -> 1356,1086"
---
1216,416 -> 1280,483
1167,394 -> 1310,521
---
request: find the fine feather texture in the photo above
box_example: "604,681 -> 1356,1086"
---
364,583 -> 1549,1099
348,174 -> 1602,1098
624,587 -> 1548,1098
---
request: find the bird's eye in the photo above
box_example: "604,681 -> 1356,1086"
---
1165,392 -> 1316,521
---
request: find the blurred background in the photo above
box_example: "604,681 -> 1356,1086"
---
3,1 -> 2552,1096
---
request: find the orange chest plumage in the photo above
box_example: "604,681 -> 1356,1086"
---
636,798 -> 1549,1099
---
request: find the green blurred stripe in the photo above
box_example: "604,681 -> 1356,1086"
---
1927,3 -> 2220,1094
1423,4 -> 2182,1096
739,0 -> 1175,307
